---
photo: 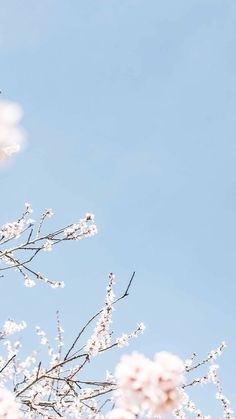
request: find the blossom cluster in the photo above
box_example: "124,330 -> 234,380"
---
86,272 -> 116,356
0,203 -> 32,241
0,387 -> 20,419
85,274 -> 145,358
0,100 -> 25,166
2,320 -> 26,337
113,351 -> 185,418
116,322 -> 146,348
0,204 -> 97,288
209,365 -> 234,418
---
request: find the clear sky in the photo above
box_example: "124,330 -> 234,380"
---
0,0 -> 235,416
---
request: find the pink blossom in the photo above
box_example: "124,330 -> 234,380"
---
115,352 -> 154,414
115,351 -> 185,417
149,351 -> 185,416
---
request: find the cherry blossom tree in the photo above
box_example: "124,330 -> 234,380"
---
0,100 -> 233,418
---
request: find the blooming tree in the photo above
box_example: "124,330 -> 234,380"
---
0,100 -> 234,418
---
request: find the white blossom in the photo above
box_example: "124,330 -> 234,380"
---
0,387 -> 20,418
2,320 -> 26,336
43,239 -> 53,251
107,408 -> 135,419
0,101 -> 25,166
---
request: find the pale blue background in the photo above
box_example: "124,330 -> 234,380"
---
0,0 -> 235,416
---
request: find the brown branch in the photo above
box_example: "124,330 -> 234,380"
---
0,354 -> 16,373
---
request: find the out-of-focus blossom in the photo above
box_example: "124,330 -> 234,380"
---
0,387 -> 20,418
115,352 -> 154,415
2,320 -> 27,336
149,351 -> 185,416
107,408 -> 135,419
115,351 -> 185,417
0,100 -> 25,166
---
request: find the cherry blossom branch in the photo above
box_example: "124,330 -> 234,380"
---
64,271 -> 136,360
0,204 -> 97,288
0,272 -> 146,418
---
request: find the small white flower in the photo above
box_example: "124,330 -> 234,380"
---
43,240 -> 53,251
85,213 -> 95,221
116,334 -> 129,348
26,218 -> 35,225
25,203 -> 33,213
45,208 -> 54,218
24,277 -> 36,288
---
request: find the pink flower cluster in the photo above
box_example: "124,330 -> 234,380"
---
114,351 -> 185,418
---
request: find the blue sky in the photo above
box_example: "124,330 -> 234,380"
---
0,0 -> 235,415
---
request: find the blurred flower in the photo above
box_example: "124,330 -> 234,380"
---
3,320 -> 27,336
0,100 -> 25,166
115,352 -> 154,415
107,408 -> 135,419
115,351 -> 185,417
149,351 -> 185,416
0,387 -> 20,418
